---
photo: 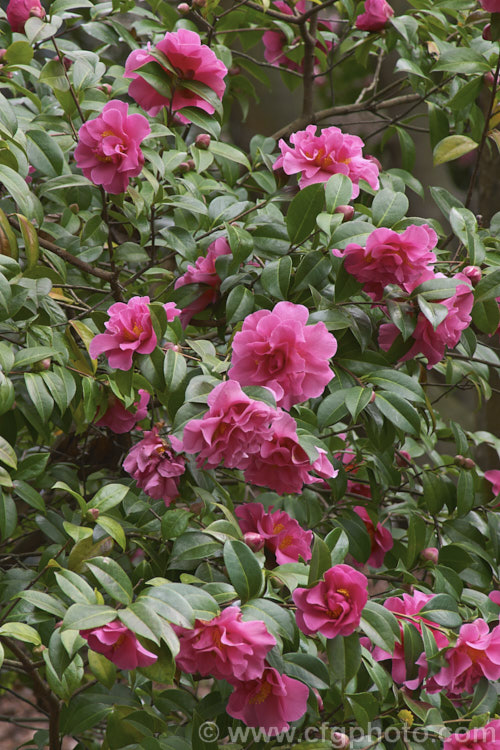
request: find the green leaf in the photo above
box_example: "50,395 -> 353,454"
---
325,173 -> 353,212
345,386 -> 372,420
88,649 -> 117,690
261,256 -> 292,300
164,349 -> 187,393
0,436 -> 17,469
0,491 -> 16,540
360,600 -> 400,653
366,369 -> 425,403
26,129 -> 66,178
308,534 -> 332,586
13,346 -> 55,369
292,250 -> 332,292
139,586 -> 194,629
422,472 -> 445,514
287,183 -> 325,244
374,392 -> 420,435
419,593 -> 461,628
316,389 -> 349,428
223,540 -> 264,602
38,59 -> 69,91
417,296 -> 449,330
24,373 -> 54,423
432,48 -> 491,75
17,590 -> 67,618
282,653 -> 330,689
208,141 -> 250,170
5,40 -> 33,65
13,480 -> 45,512
62,603 -> 117,631
0,164 -> 41,221
97,515 -> 126,551
325,527 -> 349,566
86,557 -> 133,605
91,484 -> 129,513
242,598 -> 297,646
457,470 -> 475,516
177,108 -> 221,139
372,189 -> 409,227
472,299 -> 500,334
0,622 -> 41,645
433,135 -> 478,166
54,569 -> 96,605
327,633 -> 361,686
474,268 -> 500,303
226,285 -> 254,323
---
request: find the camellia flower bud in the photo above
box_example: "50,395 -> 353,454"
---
243,531 -> 266,553
195,133 -> 211,149
87,508 -> 100,521
334,205 -> 355,221
177,2 -> 190,11
331,732 -> 350,749
483,23 -> 492,40
421,547 -> 439,564
462,265 -> 482,285
192,0 -> 206,7
463,457 -> 476,470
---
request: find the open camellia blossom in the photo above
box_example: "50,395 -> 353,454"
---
235,502 -> 313,565
263,0 -> 333,75
89,297 -> 180,370
174,606 -> 276,681
485,469 -> 500,497
240,411 -> 337,495
425,618 -> 500,696
341,224 -> 438,301
97,389 -> 150,433
80,620 -> 157,670
273,125 -> 380,196
293,564 -> 368,638
6,0 -> 45,32
123,428 -> 185,505
182,381 -> 277,470
379,273 -> 474,368
353,506 -> 393,568
228,301 -> 337,410
124,29 -> 227,122
444,720 -> 500,750
355,0 -> 394,32
227,667 -> 309,734
174,237 -> 231,327
74,100 -> 150,194
370,592 -> 449,689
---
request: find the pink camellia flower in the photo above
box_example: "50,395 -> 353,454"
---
229,301 -> 337,410
370,591 -> 448,689
227,667 -> 309,734
235,502 -> 313,565
80,620 -> 157,670
6,0 -> 45,32
293,564 -> 368,638
97,389 -> 150,433
353,506 -> 393,568
74,100 -> 150,194
174,237 -> 231,327
347,480 -> 371,499
273,125 -> 380,196
480,0 -> 500,11
379,273 -> 473,368
123,427 -> 185,505
89,297 -> 180,371
263,0 -> 333,76
426,619 -> 500,696
240,411 -> 337,495
444,720 -> 500,750
340,224 -> 438,301
174,606 -> 275,681
182,381 -> 277,470
124,29 -> 227,122
485,469 -> 500,497
355,0 -> 394,32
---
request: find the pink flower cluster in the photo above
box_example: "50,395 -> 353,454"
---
125,29 -> 227,123
426,618 -> 500,696
89,296 -> 180,370
182,381 -> 337,495
274,125 -> 380,196
263,1 -> 333,76
353,506 -> 393,568
97,389 -> 150,433
6,0 -> 45,32
444,721 -> 500,750
174,237 -> 231,327
80,619 -> 157,670
228,301 -> 337,410
123,427 -> 185,505
378,273 -> 474,368
370,591 -> 448,689
174,606 -> 309,733
355,0 -> 394,32
74,101 -> 150,194
293,564 -> 368,638
341,224 -> 438,301
235,502 -> 313,565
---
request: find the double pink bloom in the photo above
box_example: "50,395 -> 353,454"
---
228,301 -> 337,410
174,237 -> 231,327
293,564 -> 368,638
355,0 -> 394,32
97,389 -> 150,434
444,720 -> 500,750
74,101 -> 150,194
274,125 -> 380,196
125,29 -> 227,123
353,506 -> 393,568
80,619 -> 157,670
89,296 -> 180,371
123,428 -> 185,505
235,502 -> 313,565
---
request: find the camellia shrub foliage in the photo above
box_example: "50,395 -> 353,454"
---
4,0 -> 500,747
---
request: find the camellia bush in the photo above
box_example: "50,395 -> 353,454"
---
4,0 -> 500,748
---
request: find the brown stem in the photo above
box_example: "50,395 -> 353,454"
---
299,12 -> 318,119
